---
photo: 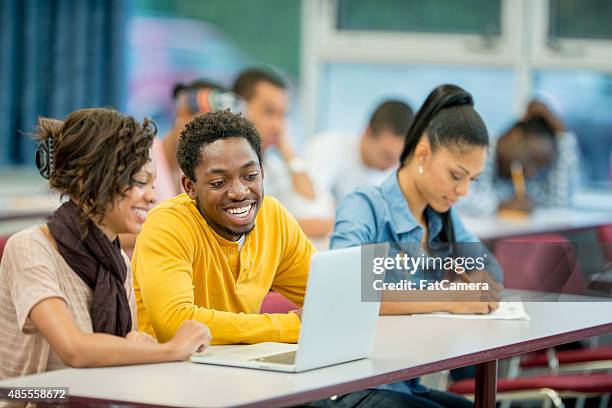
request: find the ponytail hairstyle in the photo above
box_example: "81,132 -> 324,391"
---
399,84 -> 489,245
399,84 -> 489,167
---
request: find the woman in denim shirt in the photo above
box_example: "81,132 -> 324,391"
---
330,84 -> 502,408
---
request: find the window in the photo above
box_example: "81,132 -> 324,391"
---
548,0 -> 612,41
530,0 -> 612,70
336,0 -> 501,36
317,63 -> 515,139
301,0 -> 612,183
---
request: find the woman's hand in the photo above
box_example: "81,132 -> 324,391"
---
166,320 -> 212,359
449,301 -> 499,314
499,194 -> 535,213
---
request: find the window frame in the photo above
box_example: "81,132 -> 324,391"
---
300,0 -> 612,140
530,0 -> 612,72
314,0 -> 517,65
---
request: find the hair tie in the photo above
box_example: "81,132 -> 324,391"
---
143,118 -> 158,137
456,94 -> 474,106
35,137 -> 54,180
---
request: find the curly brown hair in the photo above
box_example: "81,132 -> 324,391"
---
37,108 -> 156,232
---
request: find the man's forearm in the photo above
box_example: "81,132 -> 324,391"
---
151,303 -> 301,344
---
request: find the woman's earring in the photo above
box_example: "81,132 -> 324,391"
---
418,165 -> 424,175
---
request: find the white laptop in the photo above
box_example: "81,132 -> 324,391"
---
190,245 -> 383,372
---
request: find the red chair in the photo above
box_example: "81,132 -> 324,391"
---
495,232 -> 612,363
0,235 -> 11,262
521,346 -> 612,373
494,233 -> 586,295
585,224 -> 612,295
486,234 -> 612,405
597,224 -> 612,264
449,373 -> 612,407
259,291 -> 298,314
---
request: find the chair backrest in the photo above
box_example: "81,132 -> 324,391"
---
259,291 -> 298,314
494,233 -> 586,295
0,235 -> 10,263
597,224 -> 612,263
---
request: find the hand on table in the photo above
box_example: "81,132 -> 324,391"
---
462,269 -> 504,302
449,301 -> 499,314
449,269 -> 503,311
499,194 -> 534,213
167,320 -> 212,359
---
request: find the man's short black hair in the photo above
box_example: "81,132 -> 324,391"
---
172,79 -> 224,100
177,110 -> 262,181
232,69 -> 286,101
369,100 -> 414,137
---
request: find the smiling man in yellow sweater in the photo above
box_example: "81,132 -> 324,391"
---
131,109 -> 315,344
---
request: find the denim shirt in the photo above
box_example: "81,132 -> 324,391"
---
329,170 -> 501,395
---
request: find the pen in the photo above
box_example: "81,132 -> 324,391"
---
510,160 -> 526,200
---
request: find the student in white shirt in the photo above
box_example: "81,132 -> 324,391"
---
306,100 -> 414,206
233,69 -> 334,242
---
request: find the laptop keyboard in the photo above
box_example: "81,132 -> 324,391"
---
252,351 -> 297,365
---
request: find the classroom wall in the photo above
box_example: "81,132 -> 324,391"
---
1,0 -> 611,184
126,0 -> 304,141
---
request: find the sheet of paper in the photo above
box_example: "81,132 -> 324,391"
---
417,301 -> 531,320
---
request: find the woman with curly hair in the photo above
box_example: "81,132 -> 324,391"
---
0,108 -> 211,379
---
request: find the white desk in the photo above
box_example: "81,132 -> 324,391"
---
572,188 -> 612,212
1,302 -> 611,407
0,194 -> 61,222
463,208 -> 612,241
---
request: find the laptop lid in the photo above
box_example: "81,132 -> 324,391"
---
294,244 -> 385,371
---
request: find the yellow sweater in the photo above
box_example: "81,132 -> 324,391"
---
132,194 -> 315,344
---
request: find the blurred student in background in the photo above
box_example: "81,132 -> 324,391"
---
0,109 -> 210,379
458,99 -> 579,215
306,100 -> 414,206
330,85 -> 501,407
153,79 -> 245,202
233,69 -> 334,242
